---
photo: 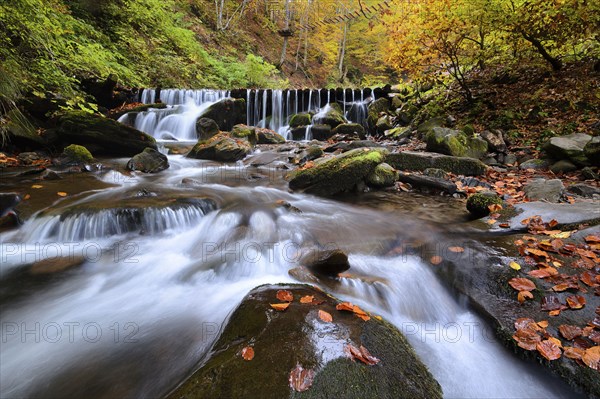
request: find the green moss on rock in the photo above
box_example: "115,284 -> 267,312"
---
289,148 -> 387,196
366,162 -> 398,187
290,113 -> 312,128
231,124 -> 257,146
466,192 -> 503,218
187,132 -> 251,162
62,144 -> 93,163
55,111 -> 157,156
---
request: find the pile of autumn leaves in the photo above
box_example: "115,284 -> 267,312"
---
240,289 -> 379,393
508,216 -> 600,370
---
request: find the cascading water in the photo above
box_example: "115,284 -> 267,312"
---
140,89 -> 230,106
1,147 -> 579,398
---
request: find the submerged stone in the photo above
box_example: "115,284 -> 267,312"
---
127,148 -> 169,173
187,132 -> 252,162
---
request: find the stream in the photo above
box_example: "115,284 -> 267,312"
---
0,93 -> 580,398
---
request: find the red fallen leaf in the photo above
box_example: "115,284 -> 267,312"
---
580,272 -> 599,287
508,278 -> 536,292
537,339 -> 562,361
551,238 -> 564,251
573,337 -> 594,349
276,290 -> 293,302
499,223 -> 510,228
541,296 -> 566,311
558,325 -> 583,340
518,290 -> 534,303
300,295 -> 314,304
513,327 -> 542,350
589,331 -> 600,344
552,283 -> 574,292
241,346 -> 254,361
548,219 -> 559,228
564,346 -> 585,360
270,303 -> 290,311
528,268 -> 558,279
289,363 -> 315,392
345,343 -> 380,365
582,346 -> 600,370
318,310 -> 333,323
566,295 -> 586,309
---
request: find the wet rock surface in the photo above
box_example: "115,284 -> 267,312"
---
167,284 -> 442,399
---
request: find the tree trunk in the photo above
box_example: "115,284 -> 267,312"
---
520,31 -> 562,71
338,22 -> 348,80
278,0 -> 291,68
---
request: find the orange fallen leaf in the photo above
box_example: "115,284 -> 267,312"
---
23,194 -> 31,200
57,192 -> 68,197
276,290 -> 293,302
582,346 -> 600,370
336,302 -> 354,312
345,344 -> 380,365
31,184 -> 43,189
270,303 -> 290,311
508,278 -> 536,292
352,305 -> 370,321
241,346 -> 254,361
549,310 -> 561,316
289,363 -> 315,392
537,320 -> 549,328
536,339 -> 562,361
430,255 -> 443,265
566,295 -> 585,309
558,325 -> 582,340
488,203 -> 503,212
300,295 -> 315,304
448,246 -> 464,253
518,290 -> 534,303
563,346 -> 585,360
318,310 -> 333,323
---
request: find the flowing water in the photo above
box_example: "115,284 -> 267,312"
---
0,145 -> 577,398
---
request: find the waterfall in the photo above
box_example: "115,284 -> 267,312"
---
140,89 -> 229,106
269,90 -> 284,133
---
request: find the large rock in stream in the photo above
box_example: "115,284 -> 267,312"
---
196,98 -> 246,131
187,132 -> 252,162
288,148 -> 387,196
50,111 -> 157,156
385,151 -> 487,176
425,127 -> 488,159
167,284 -> 442,399
543,133 -> 592,166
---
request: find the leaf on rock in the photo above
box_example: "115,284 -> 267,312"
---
566,295 -> 586,309
582,346 -> 600,370
488,203 -> 503,212
513,327 -> 542,351
318,310 -> 333,323
537,339 -> 562,361
270,303 -> 290,311
448,246 -> 464,253
336,302 -> 354,312
528,267 -> 558,278
430,255 -> 443,265
289,363 -> 315,392
508,278 -> 536,292
584,235 -> 600,243
241,346 -> 254,361
300,295 -> 314,304
57,192 -> 67,197
345,343 -> 380,365
559,325 -> 583,340
352,305 -> 370,321
518,290 -> 534,303
31,184 -> 43,189
564,346 -> 585,360
541,296 -> 566,311
509,261 -> 521,270
276,290 -> 293,302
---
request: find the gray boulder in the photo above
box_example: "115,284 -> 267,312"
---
196,117 -> 220,140
126,148 -> 169,173
425,127 -> 488,159
524,178 -> 564,202
543,133 -> 592,166
187,132 -> 252,162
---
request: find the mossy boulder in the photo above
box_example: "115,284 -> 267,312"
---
384,127 -> 412,141
396,103 -> 419,126
231,124 -> 258,146
385,151 -> 487,176
197,98 -> 246,131
313,104 -> 346,129
196,117 -> 220,141
167,284 -> 442,399
256,128 -> 286,144
366,163 -> 398,187
583,136 -> 600,166
426,127 -> 488,159
519,158 -> 549,170
301,146 -> 324,162
331,123 -> 366,140
376,115 -> 393,133
416,116 -> 445,138
367,98 -> 390,132
53,111 -> 157,156
61,144 -> 93,164
289,113 -> 312,128
1,109 -> 45,150
466,192 -> 503,218
310,124 -> 333,141
543,133 -> 592,166
289,148 -> 387,196
187,132 -> 252,162
126,148 -> 169,173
